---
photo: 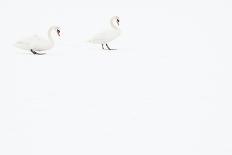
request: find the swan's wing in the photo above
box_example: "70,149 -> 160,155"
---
89,30 -> 120,44
15,35 -> 51,51
15,36 -> 37,50
30,36 -> 51,51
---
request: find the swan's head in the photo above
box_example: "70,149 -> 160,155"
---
112,16 -> 120,26
56,27 -> 61,37
50,26 -> 61,37
57,29 -> 60,36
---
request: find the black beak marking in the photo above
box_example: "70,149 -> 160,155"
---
57,29 -> 60,36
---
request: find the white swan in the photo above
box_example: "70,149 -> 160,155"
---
15,26 -> 61,55
89,16 -> 121,50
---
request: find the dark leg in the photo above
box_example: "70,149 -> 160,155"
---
102,44 -> 104,50
30,49 -> 45,55
30,49 -> 37,54
106,44 -> 111,50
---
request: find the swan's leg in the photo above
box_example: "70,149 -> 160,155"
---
30,49 -> 45,55
36,52 -> 46,55
106,44 -> 112,50
106,44 -> 117,50
30,49 -> 37,54
102,44 -> 105,50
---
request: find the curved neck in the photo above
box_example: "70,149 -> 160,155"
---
48,27 -> 55,44
110,18 -> 119,30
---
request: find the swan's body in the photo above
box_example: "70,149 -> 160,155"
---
15,35 -> 53,51
15,26 -> 60,55
89,16 -> 121,50
89,29 -> 120,44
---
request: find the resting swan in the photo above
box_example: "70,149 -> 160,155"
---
15,26 -> 61,55
89,16 -> 121,50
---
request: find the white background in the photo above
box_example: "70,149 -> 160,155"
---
0,0 -> 232,155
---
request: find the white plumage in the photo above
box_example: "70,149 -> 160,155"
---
15,26 -> 60,55
89,16 -> 121,50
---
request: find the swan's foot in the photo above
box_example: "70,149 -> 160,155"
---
106,44 -> 112,50
30,49 -> 45,55
106,44 -> 117,50
102,44 -> 105,50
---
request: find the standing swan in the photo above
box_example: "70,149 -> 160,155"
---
89,16 -> 121,50
15,26 -> 61,55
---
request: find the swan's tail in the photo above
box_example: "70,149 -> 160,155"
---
14,41 -> 29,50
87,39 -> 94,43
14,42 -> 23,48
14,41 -> 24,48
87,38 -> 101,44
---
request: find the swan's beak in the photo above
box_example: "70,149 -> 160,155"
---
117,19 -> 120,26
57,29 -> 61,36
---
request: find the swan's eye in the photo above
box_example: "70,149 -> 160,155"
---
117,19 -> 119,22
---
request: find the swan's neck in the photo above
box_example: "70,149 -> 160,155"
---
48,28 -> 55,44
110,19 -> 119,30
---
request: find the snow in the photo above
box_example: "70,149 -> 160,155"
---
0,0 -> 232,155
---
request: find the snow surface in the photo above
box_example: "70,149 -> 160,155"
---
0,0 -> 232,155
